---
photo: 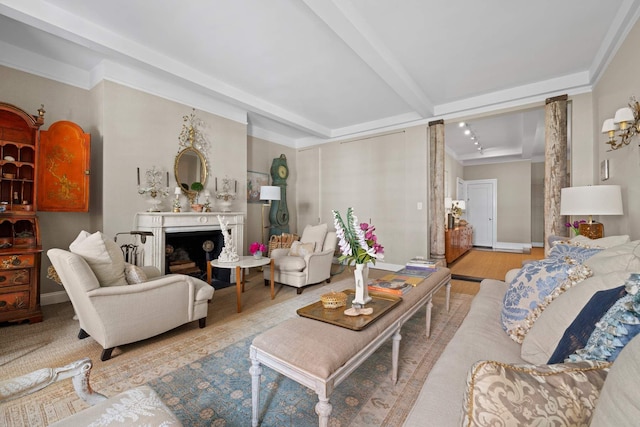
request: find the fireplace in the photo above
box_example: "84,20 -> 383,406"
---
134,212 -> 244,282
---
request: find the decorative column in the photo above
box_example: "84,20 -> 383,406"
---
544,94 -> 568,255
429,120 -> 446,264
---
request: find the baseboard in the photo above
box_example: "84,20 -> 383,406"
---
531,241 -> 544,248
41,290 -> 70,306
493,242 -> 533,253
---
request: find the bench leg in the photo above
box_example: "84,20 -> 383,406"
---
445,281 -> 451,312
425,298 -> 433,338
315,392 -> 333,427
250,357 -> 262,427
392,327 -> 402,384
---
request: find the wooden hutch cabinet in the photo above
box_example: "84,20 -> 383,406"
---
0,102 -> 44,324
445,225 -> 473,264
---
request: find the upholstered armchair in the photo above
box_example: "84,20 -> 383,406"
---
263,224 -> 337,294
47,231 -> 214,361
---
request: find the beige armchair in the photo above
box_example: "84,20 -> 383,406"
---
0,358 -> 181,425
263,224 -> 337,294
48,246 -> 214,361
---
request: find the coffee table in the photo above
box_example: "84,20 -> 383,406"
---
207,256 -> 274,313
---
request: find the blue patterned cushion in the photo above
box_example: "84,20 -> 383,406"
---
501,258 -> 592,343
567,279 -> 640,363
548,286 -> 626,364
548,244 -> 603,264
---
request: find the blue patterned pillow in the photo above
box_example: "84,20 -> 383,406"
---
548,244 -> 603,264
567,277 -> 640,363
501,258 -> 592,343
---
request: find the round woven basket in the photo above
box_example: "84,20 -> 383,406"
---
320,291 -> 347,309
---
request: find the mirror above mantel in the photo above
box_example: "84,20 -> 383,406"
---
174,109 -> 210,204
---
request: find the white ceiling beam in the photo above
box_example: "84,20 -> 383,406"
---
303,0 -> 434,117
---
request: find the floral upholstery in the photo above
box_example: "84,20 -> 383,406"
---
462,360 -> 610,427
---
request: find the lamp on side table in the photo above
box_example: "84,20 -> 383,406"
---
560,185 -> 623,239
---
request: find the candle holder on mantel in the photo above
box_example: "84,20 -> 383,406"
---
215,176 -> 237,212
137,166 -> 170,212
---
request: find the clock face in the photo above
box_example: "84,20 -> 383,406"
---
278,165 -> 288,179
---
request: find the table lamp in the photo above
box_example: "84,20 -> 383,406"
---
259,186 -> 281,244
560,185 -> 623,239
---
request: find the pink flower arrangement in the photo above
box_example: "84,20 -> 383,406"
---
249,242 -> 266,254
332,207 -> 384,266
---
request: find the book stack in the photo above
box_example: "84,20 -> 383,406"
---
169,260 -> 199,274
405,257 -> 438,269
368,273 -> 423,296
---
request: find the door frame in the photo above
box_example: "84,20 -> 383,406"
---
464,179 -> 497,248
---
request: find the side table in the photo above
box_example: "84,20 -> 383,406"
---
207,256 -> 274,313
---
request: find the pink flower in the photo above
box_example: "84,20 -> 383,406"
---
249,242 -> 266,254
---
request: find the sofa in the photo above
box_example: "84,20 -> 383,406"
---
404,235 -> 640,426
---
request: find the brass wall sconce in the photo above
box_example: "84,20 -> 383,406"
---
602,97 -> 640,150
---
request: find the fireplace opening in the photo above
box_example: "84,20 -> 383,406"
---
165,230 -> 230,286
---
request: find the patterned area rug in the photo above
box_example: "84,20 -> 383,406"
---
0,278 -> 472,426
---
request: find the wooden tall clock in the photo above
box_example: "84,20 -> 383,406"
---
269,154 -> 290,238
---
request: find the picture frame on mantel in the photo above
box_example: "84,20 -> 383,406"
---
247,171 -> 269,203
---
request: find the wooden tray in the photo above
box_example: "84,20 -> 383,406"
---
296,289 -> 401,331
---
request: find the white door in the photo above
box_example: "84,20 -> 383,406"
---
466,180 -> 496,247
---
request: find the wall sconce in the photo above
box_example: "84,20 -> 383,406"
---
602,97 -> 640,150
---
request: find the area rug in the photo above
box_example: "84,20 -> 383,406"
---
0,279 -> 472,426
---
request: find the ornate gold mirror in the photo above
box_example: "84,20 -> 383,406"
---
174,147 -> 207,203
175,109 -> 210,204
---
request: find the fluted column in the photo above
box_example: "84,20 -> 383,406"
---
429,120 -> 445,263
544,94 -> 568,255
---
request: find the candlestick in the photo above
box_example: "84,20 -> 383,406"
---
137,168 -> 140,185
235,180 -> 237,193
215,177 -> 218,191
166,172 -> 169,187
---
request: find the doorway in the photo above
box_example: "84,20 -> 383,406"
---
464,179 -> 497,248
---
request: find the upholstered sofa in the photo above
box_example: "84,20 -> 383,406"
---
404,236 -> 640,426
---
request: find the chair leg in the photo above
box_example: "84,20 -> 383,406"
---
101,348 -> 114,361
78,329 -> 89,339
199,318 -> 206,328
264,279 -> 269,286
326,278 -> 331,283
297,288 -> 303,295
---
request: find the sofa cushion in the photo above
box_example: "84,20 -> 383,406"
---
273,255 -> 307,272
462,359 -> 610,427
69,231 -> 127,287
501,258 -> 591,343
585,240 -> 640,275
590,335 -> 640,427
124,262 -> 148,284
289,241 -> 315,257
300,224 -> 328,252
521,271 -> 631,364
570,234 -> 630,248
548,285 -> 626,364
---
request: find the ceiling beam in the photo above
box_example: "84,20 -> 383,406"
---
303,0 -> 434,117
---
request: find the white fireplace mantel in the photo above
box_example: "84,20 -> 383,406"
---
134,212 -> 244,273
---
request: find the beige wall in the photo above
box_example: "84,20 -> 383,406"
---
464,161 -> 532,244
445,152 -> 464,199
247,135 -> 297,246
594,18 -> 640,239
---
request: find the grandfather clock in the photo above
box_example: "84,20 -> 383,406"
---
269,154 -> 290,238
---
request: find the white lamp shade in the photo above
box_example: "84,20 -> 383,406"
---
560,185 -> 623,216
259,185 -> 281,201
174,186 -> 182,195
453,200 -> 466,211
601,118 -> 616,133
614,107 -> 634,124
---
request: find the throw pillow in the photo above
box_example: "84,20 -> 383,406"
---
566,276 -> 640,363
462,359 -> 610,427
521,271 -> 632,364
288,241 -> 315,257
585,240 -> 640,275
570,234 -> 630,248
548,243 -> 603,264
548,285 -> 626,364
300,223 -> 328,253
501,258 -> 591,344
124,262 -> 148,284
69,231 -> 128,287
69,229 -> 91,248
590,335 -> 640,427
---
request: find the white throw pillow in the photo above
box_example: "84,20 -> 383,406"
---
570,234 -> 630,248
585,241 -> 640,275
300,224 -> 328,253
69,231 -> 128,287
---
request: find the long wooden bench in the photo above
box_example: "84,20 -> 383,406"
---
249,267 -> 451,427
